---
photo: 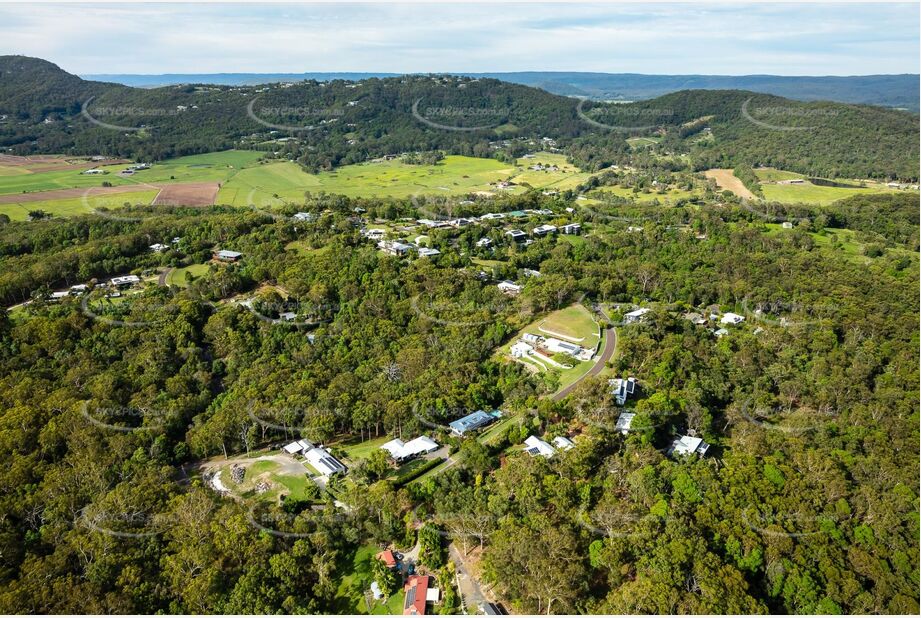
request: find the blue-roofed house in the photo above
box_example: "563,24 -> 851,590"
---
449,410 -> 499,436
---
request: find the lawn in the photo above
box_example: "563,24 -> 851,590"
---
337,435 -> 393,462
494,303 -> 604,393
538,304 -> 600,342
0,190 -> 158,221
165,263 -> 210,287
333,544 -> 405,615
212,456 -> 316,504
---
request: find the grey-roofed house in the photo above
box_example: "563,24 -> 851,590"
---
449,410 -> 497,436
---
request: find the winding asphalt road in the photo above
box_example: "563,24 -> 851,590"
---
552,326 -> 617,401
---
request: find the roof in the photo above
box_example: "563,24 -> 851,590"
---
304,447 -> 346,475
376,549 -> 397,568
721,312 -> 745,324
215,249 -> 242,259
382,436 -> 439,459
625,307 -> 651,319
523,435 -> 556,457
403,575 -> 431,615
110,275 -> 140,285
449,410 -> 495,435
543,337 -> 582,355
417,247 -> 441,257
283,441 -> 303,454
552,436 -> 575,451
669,435 -> 710,457
615,412 -> 636,433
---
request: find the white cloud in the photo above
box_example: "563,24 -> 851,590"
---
0,3 -> 917,75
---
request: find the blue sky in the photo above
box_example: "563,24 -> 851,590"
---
1,2 -> 918,75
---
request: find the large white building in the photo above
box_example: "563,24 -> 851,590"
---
381,436 -> 439,461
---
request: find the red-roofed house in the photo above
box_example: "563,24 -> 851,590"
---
376,549 -> 397,569
403,574 -> 431,616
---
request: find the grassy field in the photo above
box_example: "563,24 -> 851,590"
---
496,303 -> 602,388
511,152 -> 594,191
214,457 -> 316,504
538,304 -> 600,342
589,185 -> 700,205
165,263 -> 210,287
333,544 -> 405,615
0,150 -> 263,197
0,191 -> 159,221
1,150 -> 600,217
760,181 -> 902,206
753,167 -> 911,205
627,136 -> 662,148
762,223 -> 916,263
217,155 -> 517,206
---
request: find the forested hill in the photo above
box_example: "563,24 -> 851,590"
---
577,89 -> 920,180
1,55 -> 918,180
85,70 -> 921,111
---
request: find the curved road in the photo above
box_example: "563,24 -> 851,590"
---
552,326 -> 617,401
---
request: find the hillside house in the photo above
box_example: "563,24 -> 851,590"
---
610,377 -> 638,406
668,435 -> 710,457
523,435 -> 556,458
449,410 -> 498,436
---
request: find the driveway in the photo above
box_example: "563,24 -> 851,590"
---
552,326 -> 617,401
449,543 -> 488,614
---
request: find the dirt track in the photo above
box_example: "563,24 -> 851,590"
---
704,168 -> 757,200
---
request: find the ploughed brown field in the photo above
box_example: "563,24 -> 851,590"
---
704,168 -> 757,200
151,182 -> 220,206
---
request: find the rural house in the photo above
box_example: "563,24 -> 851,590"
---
449,410 -> 499,436
668,435 -> 710,457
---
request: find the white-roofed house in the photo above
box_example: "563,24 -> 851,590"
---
149,243 -> 170,253
552,436 -> 575,451
668,435 -> 710,457
214,249 -> 243,262
720,312 -> 745,325
381,436 -> 439,462
110,275 -> 141,288
615,412 -> 636,435
523,435 -> 556,458
609,377 -> 638,406
497,280 -> 522,295
510,341 -> 533,358
283,441 -> 304,455
624,307 -> 651,324
304,446 -> 347,476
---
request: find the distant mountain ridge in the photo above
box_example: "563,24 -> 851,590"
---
83,71 -> 921,111
1,56 -> 917,180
